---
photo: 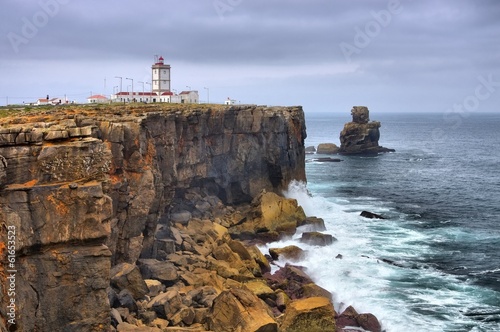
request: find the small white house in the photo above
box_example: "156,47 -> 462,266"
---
179,90 -> 199,104
36,98 -> 49,106
87,94 -> 109,104
224,97 -> 236,105
35,97 -> 65,106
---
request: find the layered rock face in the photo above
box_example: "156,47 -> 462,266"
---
339,106 -> 394,155
0,104 -> 306,331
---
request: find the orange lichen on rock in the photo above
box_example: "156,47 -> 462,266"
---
46,193 -> 69,216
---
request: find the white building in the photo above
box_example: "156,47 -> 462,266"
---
109,56 -> 199,104
35,97 -> 66,106
87,94 -> 109,103
224,97 -> 236,105
179,91 -> 199,104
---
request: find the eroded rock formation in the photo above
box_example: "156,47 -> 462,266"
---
0,104 -> 305,331
339,106 -> 394,155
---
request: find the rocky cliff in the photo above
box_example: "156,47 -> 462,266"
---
339,106 -> 394,155
0,104 -> 306,331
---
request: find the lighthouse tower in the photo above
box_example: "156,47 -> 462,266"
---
152,55 -> 171,94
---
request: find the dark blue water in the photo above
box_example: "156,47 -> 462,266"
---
273,112 -> 500,331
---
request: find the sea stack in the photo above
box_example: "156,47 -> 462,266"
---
339,106 -> 394,155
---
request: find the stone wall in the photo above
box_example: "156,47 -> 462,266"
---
0,104 -> 306,331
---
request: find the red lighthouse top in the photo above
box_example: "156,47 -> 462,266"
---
158,56 -> 164,64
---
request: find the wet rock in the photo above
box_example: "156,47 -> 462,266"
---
299,216 -> 326,231
336,305 -> 359,330
360,210 -> 386,219
357,313 -> 382,332
264,264 -> 314,300
280,296 -> 337,332
300,232 -> 336,246
336,306 -> 382,332
313,157 -> 343,162
269,245 -> 306,261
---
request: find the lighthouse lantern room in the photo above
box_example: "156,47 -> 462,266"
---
152,55 -> 171,94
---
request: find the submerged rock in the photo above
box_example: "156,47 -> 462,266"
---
339,106 -> 395,155
360,210 -> 386,219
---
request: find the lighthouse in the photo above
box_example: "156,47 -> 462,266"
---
152,55 -> 171,94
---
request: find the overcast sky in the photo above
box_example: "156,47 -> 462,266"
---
1,0 -> 499,113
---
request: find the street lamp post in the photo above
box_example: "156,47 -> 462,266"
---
204,87 -> 209,104
115,76 -> 122,94
138,81 -> 145,102
126,78 -> 134,102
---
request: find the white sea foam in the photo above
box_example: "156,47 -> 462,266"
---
268,180 -> 500,331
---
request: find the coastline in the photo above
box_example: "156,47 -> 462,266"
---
0,104 -> 381,331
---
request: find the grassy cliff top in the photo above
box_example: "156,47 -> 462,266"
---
0,103 -> 301,128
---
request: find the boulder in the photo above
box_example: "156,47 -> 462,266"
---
247,245 -> 271,274
144,279 -> 165,297
138,259 -> 179,284
300,283 -> 332,300
264,264 -> 313,300
339,106 -> 394,155
300,232 -> 336,246
316,143 -> 339,154
335,306 -> 382,332
336,305 -> 359,329
110,263 -> 149,300
269,245 -> 306,261
229,191 -> 306,240
116,289 -> 138,312
357,313 -> 382,332
360,211 -> 386,219
298,216 -> 326,231
280,296 -> 337,332
147,290 -> 184,320
208,287 -> 278,332
244,279 -> 275,300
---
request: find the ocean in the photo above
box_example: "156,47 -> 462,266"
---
263,112 -> 500,331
